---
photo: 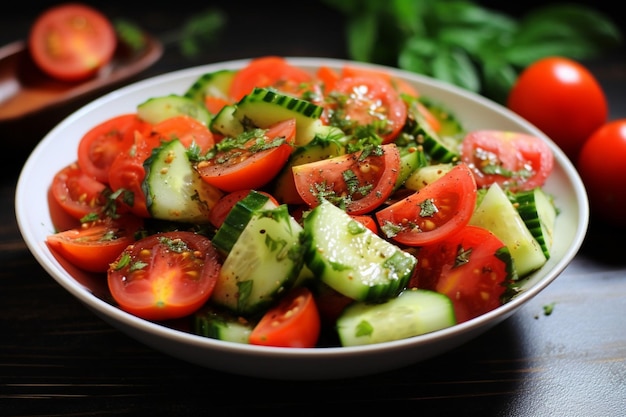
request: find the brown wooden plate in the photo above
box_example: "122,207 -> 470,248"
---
0,32 -> 163,123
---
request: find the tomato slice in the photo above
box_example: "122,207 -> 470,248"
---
46,215 -> 143,273
108,231 -> 221,321
292,143 -> 400,215
78,114 -> 152,184
196,118 -> 296,192
460,130 -> 554,192
249,286 -> 321,348
151,115 -> 215,153
375,163 -> 477,246
108,131 -> 162,218
325,75 -> 407,143
229,56 -> 314,101
409,225 -> 514,323
51,162 -> 108,220
28,3 -> 117,82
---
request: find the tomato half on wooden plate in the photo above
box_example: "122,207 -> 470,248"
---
28,3 -> 117,82
108,231 -> 221,321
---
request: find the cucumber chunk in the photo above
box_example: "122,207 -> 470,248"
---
137,94 -> 212,125
193,306 -> 253,344
184,69 -> 236,104
515,187 -> 557,259
234,87 -> 324,145
336,289 -> 456,346
469,183 -> 547,277
210,197 -> 305,316
302,199 -> 417,302
142,139 -> 222,223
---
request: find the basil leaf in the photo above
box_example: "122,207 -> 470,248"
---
431,48 -> 480,93
346,12 -> 379,62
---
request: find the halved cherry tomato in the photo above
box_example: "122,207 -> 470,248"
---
249,286 -> 321,348
28,3 -> 117,82
46,215 -> 143,273
229,56 -> 314,101
78,114 -> 152,184
51,162 -> 108,220
208,189 -> 279,229
108,132 -> 162,218
196,118 -> 296,192
292,143 -> 400,215
325,75 -> 407,143
108,231 -> 221,321
460,130 -> 554,192
151,115 -> 215,153
409,225 -> 514,323
375,163 -> 477,246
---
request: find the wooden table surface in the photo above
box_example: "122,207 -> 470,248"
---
2,2 -> 625,415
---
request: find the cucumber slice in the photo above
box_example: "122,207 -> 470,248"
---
142,139 -> 222,223
515,187 -> 557,259
336,289 -> 456,346
137,94 -> 212,125
404,98 -> 460,163
235,87 -> 324,145
193,306 -> 253,344
211,190 -> 278,254
210,199 -> 305,316
184,69 -> 236,104
403,162 -> 453,191
302,199 -> 417,302
393,148 -> 429,191
469,183 -> 547,277
209,104 -> 243,137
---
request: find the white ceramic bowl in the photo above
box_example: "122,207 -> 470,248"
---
15,57 -> 589,380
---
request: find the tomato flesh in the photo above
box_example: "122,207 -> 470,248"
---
292,143 -> 400,215
461,130 -> 554,192
326,75 -> 407,143
51,162 -> 108,220
78,114 -> 152,184
196,119 -> 296,192
46,216 -> 143,273
28,3 -> 117,82
229,56 -> 314,101
108,231 -> 221,321
376,163 -> 477,246
409,225 -> 513,323
249,287 -> 321,348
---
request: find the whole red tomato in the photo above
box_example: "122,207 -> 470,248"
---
507,57 -> 608,162
28,3 -> 117,82
576,119 -> 626,227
